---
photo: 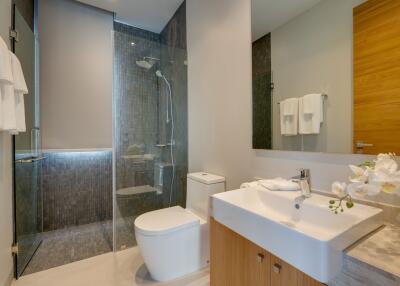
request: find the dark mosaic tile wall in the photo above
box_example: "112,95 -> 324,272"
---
42,151 -> 112,231
252,33 -> 272,149
160,1 -> 188,208
15,154 -> 43,275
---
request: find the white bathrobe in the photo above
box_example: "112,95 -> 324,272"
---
0,36 -> 14,131
10,52 -> 28,133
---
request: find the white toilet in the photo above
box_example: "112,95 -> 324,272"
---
134,172 -> 225,282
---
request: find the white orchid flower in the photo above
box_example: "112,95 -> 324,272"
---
374,153 -> 398,174
347,182 -> 381,198
368,168 -> 400,194
348,165 -> 368,183
331,181 -> 347,198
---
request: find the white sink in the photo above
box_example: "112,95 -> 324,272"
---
212,187 -> 383,283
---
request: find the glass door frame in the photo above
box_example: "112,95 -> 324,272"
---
11,0 -> 42,278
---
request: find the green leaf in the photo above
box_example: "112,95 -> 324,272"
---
346,201 -> 354,208
329,200 -> 335,204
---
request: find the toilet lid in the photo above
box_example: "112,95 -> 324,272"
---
134,206 -> 200,236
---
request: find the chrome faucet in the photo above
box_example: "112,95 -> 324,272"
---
292,169 -> 312,199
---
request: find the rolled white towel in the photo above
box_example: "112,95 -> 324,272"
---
240,181 -> 259,189
258,178 -> 299,191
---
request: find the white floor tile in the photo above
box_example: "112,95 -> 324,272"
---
12,247 -> 210,286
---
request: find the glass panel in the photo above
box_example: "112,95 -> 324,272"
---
13,6 -> 42,277
113,21 -> 188,250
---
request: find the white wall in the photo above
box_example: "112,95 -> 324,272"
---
39,0 -> 113,150
187,0 -> 254,190
0,0 -> 13,286
271,0 -> 365,153
0,0 -> 14,284
186,0 -> 400,206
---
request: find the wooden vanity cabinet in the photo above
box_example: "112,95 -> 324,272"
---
210,218 -> 325,286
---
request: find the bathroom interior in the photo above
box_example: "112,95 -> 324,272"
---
0,0 -> 399,286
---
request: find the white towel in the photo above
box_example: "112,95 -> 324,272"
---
10,52 -> 28,133
280,98 -> 298,136
258,178 -> 299,191
299,94 -> 323,134
240,181 -> 259,189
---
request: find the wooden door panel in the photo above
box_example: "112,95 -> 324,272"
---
353,0 -> 400,154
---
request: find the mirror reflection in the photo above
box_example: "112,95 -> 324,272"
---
252,0 -> 400,155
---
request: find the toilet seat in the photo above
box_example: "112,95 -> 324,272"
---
135,206 -> 200,236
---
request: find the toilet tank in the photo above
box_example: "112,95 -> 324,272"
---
186,172 -> 225,219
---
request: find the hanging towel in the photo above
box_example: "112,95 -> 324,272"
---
10,52 -> 28,133
299,94 -> 323,134
0,37 -> 15,132
280,98 -> 298,136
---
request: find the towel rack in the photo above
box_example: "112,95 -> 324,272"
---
277,94 -> 328,104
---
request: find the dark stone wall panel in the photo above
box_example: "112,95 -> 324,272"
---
14,0 -> 34,31
252,33 -> 272,149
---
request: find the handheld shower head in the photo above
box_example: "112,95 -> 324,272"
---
155,70 -> 163,78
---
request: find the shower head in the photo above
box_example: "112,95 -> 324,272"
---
136,57 -> 160,70
136,60 -> 154,70
155,70 -> 163,78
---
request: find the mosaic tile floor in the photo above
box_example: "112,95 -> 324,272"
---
23,220 -> 113,275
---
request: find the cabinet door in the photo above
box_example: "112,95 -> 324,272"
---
211,218 -> 245,286
211,219 -> 323,286
211,218 -> 271,286
270,255 -> 299,286
270,255 -> 324,286
244,241 -> 270,286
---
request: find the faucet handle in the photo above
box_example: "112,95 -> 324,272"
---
297,168 -> 310,179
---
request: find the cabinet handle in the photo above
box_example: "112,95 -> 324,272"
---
273,263 -> 282,274
256,253 -> 264,263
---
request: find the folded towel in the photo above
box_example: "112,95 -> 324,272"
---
10,52 -> 28,133
299,94 -> 323,134
280,98 -> 298,136
258,178 -> 299,191
240,181 -> 259,189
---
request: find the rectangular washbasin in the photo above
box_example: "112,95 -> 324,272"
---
212,187 -> 383,283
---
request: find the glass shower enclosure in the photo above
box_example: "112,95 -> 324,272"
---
113,18 -> 188,250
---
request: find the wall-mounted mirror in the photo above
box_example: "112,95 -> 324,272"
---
252,0 -> 400,155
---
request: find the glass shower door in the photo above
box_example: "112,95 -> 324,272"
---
12,5 -> 43,278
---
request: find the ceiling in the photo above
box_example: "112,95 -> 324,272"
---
77,0 -> 185,33
252,0 -> 322,41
